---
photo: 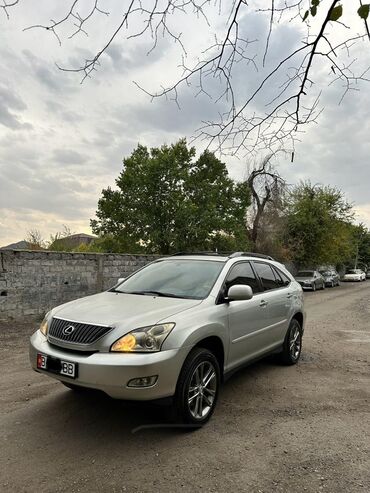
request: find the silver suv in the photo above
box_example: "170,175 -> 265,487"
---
30,253 -> 305,425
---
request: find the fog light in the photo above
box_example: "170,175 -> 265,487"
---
127,375 -> 158,388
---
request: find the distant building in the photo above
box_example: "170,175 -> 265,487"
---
60,233 -> 96,248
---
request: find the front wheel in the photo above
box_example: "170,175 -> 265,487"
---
174,347 -> 220,426
278,319 -> 303,365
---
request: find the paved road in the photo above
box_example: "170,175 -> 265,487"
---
1,281 -> 369,492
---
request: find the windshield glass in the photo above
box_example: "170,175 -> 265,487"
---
112,259 -> 225,299
297,271 -> 313,277
347,269 -> 359,274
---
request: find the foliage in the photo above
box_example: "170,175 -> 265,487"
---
48,225 -> 75,251
25,229 -> 46,250
74,235 -> 145,254
284,182 -> 355,267
91,140 -> 250,254
352,223 -> 370,269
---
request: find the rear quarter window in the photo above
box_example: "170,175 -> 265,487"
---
252,262 -> 280,291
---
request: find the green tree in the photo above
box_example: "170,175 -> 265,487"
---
91,140 -> 250,254
351,223 -> 370,270
285,182 -> 354,267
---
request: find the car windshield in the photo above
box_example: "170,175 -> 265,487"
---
112,259 -> 225,299
297,271 -> 313,277
347,269 -> 360,274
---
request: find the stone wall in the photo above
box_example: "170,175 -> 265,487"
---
0,250 -> 160,321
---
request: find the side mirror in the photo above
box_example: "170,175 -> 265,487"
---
227,284 -> 253,301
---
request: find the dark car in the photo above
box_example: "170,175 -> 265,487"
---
295,270 -> 325,291
319,269 -> 340,287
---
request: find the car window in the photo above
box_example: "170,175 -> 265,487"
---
252,262 -> 280,291
224,262 -> 261,293
297,271 -> 313,277
113,259 -> 225,299
272,266 -> 291,287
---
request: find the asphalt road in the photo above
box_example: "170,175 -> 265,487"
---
0,281 -> 369,492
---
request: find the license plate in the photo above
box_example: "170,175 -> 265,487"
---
37,353 -> 77,379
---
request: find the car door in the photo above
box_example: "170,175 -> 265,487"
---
313,271 -> 321,288
251,261 -> 291,348
223,261 -> 266,370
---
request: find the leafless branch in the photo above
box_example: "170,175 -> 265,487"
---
2,0 -> 370,156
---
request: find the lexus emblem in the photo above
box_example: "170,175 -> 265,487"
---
63,325 -> 76,336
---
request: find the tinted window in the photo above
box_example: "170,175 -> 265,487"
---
273,266 -> 290,287
253,262 -> 280,291
225,262 -> 261,293
297,271 -> 314,277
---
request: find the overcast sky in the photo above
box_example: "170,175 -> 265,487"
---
0,0 -> 369,246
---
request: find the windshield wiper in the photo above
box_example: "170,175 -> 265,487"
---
127,290 -> 189,299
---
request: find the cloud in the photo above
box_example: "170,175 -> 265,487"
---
0,84 -> 33,130
0,1 -> 370,247
53,148 -> 89,165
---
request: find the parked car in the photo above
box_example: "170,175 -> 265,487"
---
319,269 -> 340,287
30,252 -> 305,426
295,270 -> 325,291
343,269 -> 366,282
366,270 -> 370,280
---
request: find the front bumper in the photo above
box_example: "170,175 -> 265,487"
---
298,282 -> 313,289
29,331 -> 189,400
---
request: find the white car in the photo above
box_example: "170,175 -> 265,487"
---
343,269 -> 366,282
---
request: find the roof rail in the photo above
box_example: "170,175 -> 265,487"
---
171,251 -> 230,257
229,252 -> 275,261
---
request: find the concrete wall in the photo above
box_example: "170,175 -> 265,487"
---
0,250 -> 160,321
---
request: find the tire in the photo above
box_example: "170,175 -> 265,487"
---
174,347 -> 220,426
278,319 -> 303,365
312,283 -> 316,292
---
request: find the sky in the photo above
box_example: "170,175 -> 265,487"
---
0,0 -> 369,246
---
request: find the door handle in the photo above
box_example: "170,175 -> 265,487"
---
286,293 -> 292,299
260,300 -> 268,307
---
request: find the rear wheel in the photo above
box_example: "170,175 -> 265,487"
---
278,319 -> 303,365
174,347 -> 220,426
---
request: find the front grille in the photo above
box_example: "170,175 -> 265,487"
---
48,317 -> 112,345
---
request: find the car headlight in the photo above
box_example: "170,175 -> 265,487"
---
110,323 -> 175,352
39,314 -> 50,336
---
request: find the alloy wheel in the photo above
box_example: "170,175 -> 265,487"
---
289,326 -> 301,361
187,361 -> 217,420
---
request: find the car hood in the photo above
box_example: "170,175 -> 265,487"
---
51,291 -> 202,330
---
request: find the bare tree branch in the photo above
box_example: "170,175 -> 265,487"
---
3,0 -> 370,156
